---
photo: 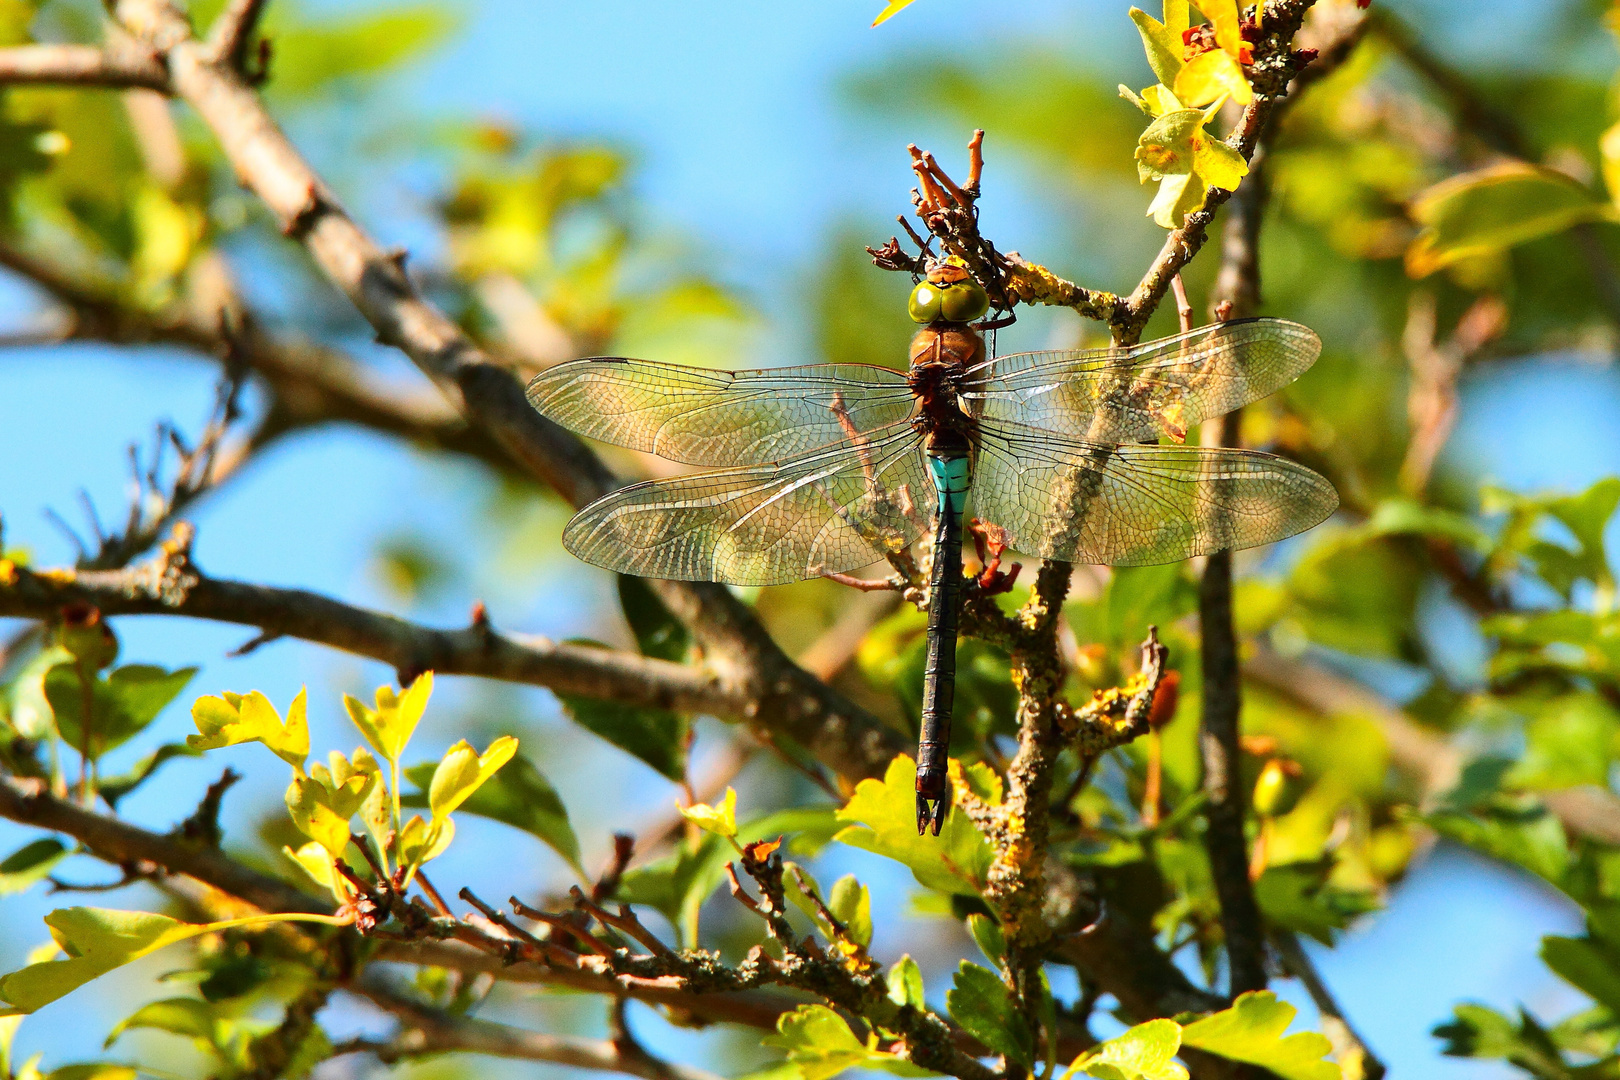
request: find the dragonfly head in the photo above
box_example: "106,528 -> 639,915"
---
909,263 -> 990,326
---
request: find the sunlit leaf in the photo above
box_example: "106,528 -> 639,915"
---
189,688 -> 309,771
887,955 -> 925,1010
1179,991 -> 1338,1080
679,787 -> 739,839
1066,1018 -> 1186,1080
1173,48 -> 1252,107
763,1004 -> 932,1080
871,0 -> 919,27
343,671 -> 433,764
1129,7 -> 1183,88
834,756 -> 993,897
427,736 -> 518,819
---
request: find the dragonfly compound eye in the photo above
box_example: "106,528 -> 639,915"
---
941,280 -> 990,323
908,281 -> 945,324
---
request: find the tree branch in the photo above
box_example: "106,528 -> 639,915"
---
0,43 -> 168,90
348,978 -> 726,1080
202,0 -> 270,70
0,529 -> 744,718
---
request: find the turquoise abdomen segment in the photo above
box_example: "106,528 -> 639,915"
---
928,454 -> 972,518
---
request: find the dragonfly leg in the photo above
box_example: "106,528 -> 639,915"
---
968,518 -> 1022,594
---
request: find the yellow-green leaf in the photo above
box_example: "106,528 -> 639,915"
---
1179,991 -> 1338,1080
834,756 -> 993,897
1192,134 -> 1247,192
397,815 -> 453,883
763,1005 -> 932,1080
1136,110 -> 1205,182
871,0 -> 917,26
678,786 -> 739,839
284,778 -> 354,859
188,688 -> 309,771
0,908 -> 343,1013
827,875 -> 872,949
283,841 -> 337,893
1148,171 -> 1207,228
427,735 -> 518,819
343,671 -> 433,764
1129,7 -> 1183,88
1174,48 -> 1252,107
1406,162 -> 1611,277
1066,1018 -> 1187,1080
1601,119 -> 1620,210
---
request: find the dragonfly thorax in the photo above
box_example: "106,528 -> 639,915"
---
908,323 -> 983,456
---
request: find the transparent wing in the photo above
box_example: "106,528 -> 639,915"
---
961,318 -> 1321,443
528,358 -> 916,466
563,425 -> 931,586
971,419 -> 1338,566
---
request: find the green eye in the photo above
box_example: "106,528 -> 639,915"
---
941,281 -> 989,323
908,282 -> 944,324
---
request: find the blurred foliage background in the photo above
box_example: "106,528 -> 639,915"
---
4,0 -> 1620,1078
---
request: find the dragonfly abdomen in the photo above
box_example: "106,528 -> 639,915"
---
916,452 -> 970,836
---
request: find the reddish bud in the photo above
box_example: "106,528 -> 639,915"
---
1147,671 -> 1181,729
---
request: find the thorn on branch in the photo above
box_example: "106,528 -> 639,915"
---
175,767 -> 240,847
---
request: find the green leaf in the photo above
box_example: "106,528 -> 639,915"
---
967,913 -> 1006,967
1364,499 -> 1490,551
1407,162 -> 1612,277
402,752 -> 581,873
618,576 -> 690,663
1425,800 -> 1571,887
828,875 -> 872,949
97,743 -> 201,809
1179,991 -> 1338,1080
1434,1003 -> 1582,1077
46,664 -> 195,760
1253,862 -> 1379,946
1067,1018 -> 1186,1080
558,689 -> 688,782
397,814 -> 454,882
887,955 -> 925,1010
947,962 -> 1033,1068
342,672 -> 432,765
1542,934 -> 1620,1014
427,736 -> 518,819
763,1005 -> 933,1080
188,689 -> 309,771
0,839 -> 68,896
104,997 -> 221,1048
834,756 -> 993,897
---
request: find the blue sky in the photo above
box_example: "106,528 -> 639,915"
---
1,1 -> 1617,1077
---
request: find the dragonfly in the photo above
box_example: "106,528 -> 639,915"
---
527,261 -> 1338,836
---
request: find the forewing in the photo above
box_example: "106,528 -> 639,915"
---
563,425 -> 931,586
962,318 -> 1320,443
971,420 -> 1338,566
528,358 -> 915,466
